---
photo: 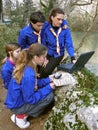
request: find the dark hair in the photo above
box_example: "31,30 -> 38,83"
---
48,8 -> 65,23
30,11 -> 45,24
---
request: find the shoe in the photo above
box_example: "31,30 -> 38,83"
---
24,115 -> 28,121
11,114 -> 28,121
11,114 -> 30,129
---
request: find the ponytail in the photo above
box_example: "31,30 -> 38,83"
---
13,50 -> 27,84
13,49 -> 37,84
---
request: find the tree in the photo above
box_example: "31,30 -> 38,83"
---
40,0 -> 58,19
22,0 -> 35,27
0,0 -> 3,22
2,0 -> 36,27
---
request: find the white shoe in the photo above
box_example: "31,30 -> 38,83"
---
11,114 -> 28,120
11,114 -> 30,129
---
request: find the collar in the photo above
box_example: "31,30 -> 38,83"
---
8,58 -> 15,66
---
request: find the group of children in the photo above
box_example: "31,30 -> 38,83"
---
1,7 -> 76,129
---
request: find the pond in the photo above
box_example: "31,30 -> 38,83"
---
72,31 -> 98,76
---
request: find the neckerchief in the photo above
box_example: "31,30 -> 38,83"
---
33,31 -> 41,44
50,27 -> 62,55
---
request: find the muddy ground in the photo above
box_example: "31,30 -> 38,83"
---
0,78 -> 51,130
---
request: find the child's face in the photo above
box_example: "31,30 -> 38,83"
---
34,51 -> 47,66
13,48 -> 21,59
31,22 -> 44,32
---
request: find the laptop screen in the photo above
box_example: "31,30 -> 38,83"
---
73,51 -> 95,68
57,51 -> 95,73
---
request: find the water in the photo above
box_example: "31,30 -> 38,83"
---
72,31 -> 98,76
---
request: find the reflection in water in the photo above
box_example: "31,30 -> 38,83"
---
72,31 -> 98,76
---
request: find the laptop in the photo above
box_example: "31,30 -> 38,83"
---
57,51 -> 95,73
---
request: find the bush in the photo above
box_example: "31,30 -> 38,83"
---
0,24 -> 20,61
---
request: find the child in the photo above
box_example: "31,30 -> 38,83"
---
1,43 -> 21,89
18,11 -> 45,49
5,44 -> 55,129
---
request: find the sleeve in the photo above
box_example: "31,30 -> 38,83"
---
22,71 -> 53,104
71,56 -> 75,62
41,31 -> 47,46
64,26 -> 75,57
37,77 -> 51,88
41,22 -> 49,46
1,70 -> 11,89
1,66 -> 13,89
61,19 -> 68,26
18,30 -> 28,49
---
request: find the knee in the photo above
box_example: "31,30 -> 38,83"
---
47,92 -> 54,103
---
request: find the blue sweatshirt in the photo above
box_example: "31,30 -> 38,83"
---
5,66 -> 53,109
1,59 -> 15,89
41,20 -> 75,58
18,23 -> 39,49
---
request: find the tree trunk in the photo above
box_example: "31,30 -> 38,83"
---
0,0 -> 3,22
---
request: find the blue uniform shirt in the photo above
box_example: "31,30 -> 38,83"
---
5,66 -> 53,109
1,59 -> 15,89
18,23 -> 39,49
41,20 -> 75,58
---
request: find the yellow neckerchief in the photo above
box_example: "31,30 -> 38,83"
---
50,27 -> 62,55
33,31 -> 41,44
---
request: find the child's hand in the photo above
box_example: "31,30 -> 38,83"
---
50,82 -> 55,90
34,86 -> 38,91
42,59 -> 49,67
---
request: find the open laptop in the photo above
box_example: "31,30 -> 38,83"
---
57,51 -> 95,73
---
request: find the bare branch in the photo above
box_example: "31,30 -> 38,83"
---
75,1 -> 98,52
72,0 -> 93,6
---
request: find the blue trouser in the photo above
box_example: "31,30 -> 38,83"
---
11,92 -> 54,117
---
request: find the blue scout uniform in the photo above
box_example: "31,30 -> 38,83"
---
1,58 -> 15,89
18,23 -> 40,49
5,66 -> 53,109
41,20 -> 75,58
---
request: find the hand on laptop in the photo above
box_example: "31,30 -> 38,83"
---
72,59 -> 76,64
71,56 -> 76,64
